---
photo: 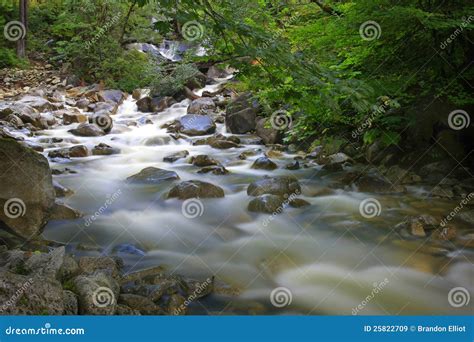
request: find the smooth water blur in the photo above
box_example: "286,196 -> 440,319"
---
33,79 -> 474,315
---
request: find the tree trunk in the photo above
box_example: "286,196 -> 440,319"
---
16,0 -> 28,58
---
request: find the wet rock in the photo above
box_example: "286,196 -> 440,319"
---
251,157 -> 278,170
285,161 -> 300,170
112,244 -> 146,257
190,155 -> 220,167
69,123 -> 105,137
63,112 -> 87,125
0,138 -> 55,239
289,198 -> 311,208
92,143 -> 121,156
48,145 -> 89,159
137,96 -> 175,113
384,165 -> 421,185
197,166 -> 229,175
430,185 -> 455,198
248,195 -> 285,214
132,89 -> 142,100
126,167 -> 180,184
50,202 -> 82,220
5,114 -> 24,127
210,139 -> 239,149
187,98 -> 216,115
432,226 -> 457,241
118,294 -> 163,315
144,136 -> 172,146
176,114 -> 216,136
353,174 -> 405,194
225,93 -> 259,134
255,118 -> 283,145
168,180 -> 225,199
239,150 -> 259,160
459,209 -> 474,225
53,181 -> 74,198
248,176 -> 301,197
163,150 -> 189,163
116,304 -> 141,315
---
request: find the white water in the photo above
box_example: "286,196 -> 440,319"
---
29,79 -> 474,315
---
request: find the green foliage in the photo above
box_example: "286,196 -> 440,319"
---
151,63 -> 200,97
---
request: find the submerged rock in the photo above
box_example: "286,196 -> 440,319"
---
248,195 -> 285,214
69,123 -> 105,137
163,150 -> 189,163
248,176 -> 301,197
190,155 -> 220,167
168,180 -> 225,199
126,167 -> 180,184
92,143 -> 121,156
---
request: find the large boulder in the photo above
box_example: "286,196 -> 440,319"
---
190,155 -> 220,167
247,176 -> 301,197
176,115 -> 216,136
168,181 -> 225,199
0,139 -> 55,239
187,98 -> 216,115
225,93 -> 259,134
73,271 -> 119,315
126,167 -> 180,184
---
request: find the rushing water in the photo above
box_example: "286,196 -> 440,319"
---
21,78 -> 473,315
